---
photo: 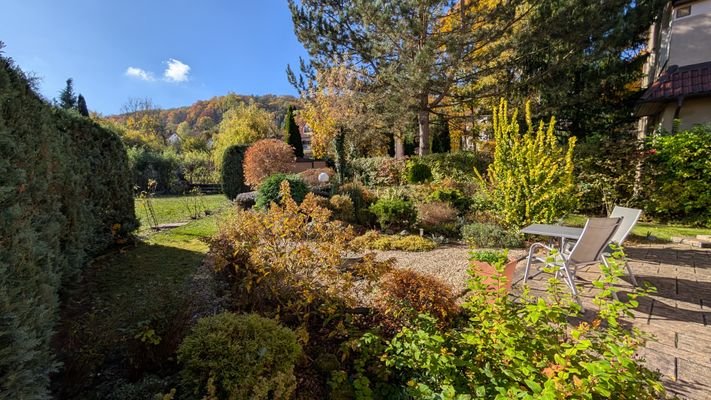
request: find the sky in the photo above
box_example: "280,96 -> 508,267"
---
0,0 -> 310,115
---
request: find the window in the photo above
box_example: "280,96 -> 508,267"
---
676,5 -> 691,18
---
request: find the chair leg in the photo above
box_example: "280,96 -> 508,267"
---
524,245 -> 537,283
561,263 -> 583,310
625,259 -> 638,287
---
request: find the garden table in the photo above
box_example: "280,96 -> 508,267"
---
520,223 -> 583,252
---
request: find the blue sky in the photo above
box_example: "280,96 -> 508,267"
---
0,0 -> 309,114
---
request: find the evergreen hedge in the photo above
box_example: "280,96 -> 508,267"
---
0,50 -> 136,399
221,144 -> 249,200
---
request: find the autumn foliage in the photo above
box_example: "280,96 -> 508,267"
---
376,269 -> 459,333
243,139 -> 295,187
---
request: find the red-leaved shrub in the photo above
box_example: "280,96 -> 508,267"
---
376,269 -> 459,334
244,139 -> 295,187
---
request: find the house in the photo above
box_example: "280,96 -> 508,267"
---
636,0 -> 711,134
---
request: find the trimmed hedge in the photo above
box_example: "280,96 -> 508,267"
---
221,144 -> 249,200
0,51 -> 136,398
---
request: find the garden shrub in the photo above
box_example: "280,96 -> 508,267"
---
410,151 -> 490,182
376,269 -> 459,332
178,312 -> 302,400
646,125 -> 711,226
329,194 -> 355,222
243,138 -> 295,187
349,156 -> 406,186
127,146 -> 181,193
461,222 -> 523,248
338,181 -> 377,225
479,100 -> 576,229
369,198 -> 416,231
428,187 -> 471,212
210,182 -> 390,324
575,133 -> 643,216
0,51 -> 136,399
221,144 -> 249,199
298,167 -> 335,188
405,161 -> 432,184
180,149 -> 216,184
376,258 -> 665,399
255,173 -> 308,209
416,201 -> 459,236
350,231 -> 437,252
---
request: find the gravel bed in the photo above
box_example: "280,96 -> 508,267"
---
369,244 -> 527,293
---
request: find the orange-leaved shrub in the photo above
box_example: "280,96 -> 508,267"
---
417,201 -> 458,231
210,181 -> 391,327
243,139 -> 295,187
376,269 -> 459,333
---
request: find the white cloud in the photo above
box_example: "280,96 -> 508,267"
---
163,58 -> 190,82
125,66 -> 154,81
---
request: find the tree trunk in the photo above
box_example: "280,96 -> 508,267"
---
417,97 -> 430,155
394,135 -> 405,159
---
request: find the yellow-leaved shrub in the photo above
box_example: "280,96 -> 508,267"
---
479,99 -> 576,229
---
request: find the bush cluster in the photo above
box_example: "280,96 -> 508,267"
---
298,167 -> 335,189
244,138 -> 295,187
428,187 -> 471,212
328,194 -> 355,222
255,173 -> 309,209
0,54 -> 136,398
410,151 -> 489,182
127,146 -> 181,193
178,312 -> 302,400
405,161 -> 432,184
461,222 -> 523,248
350,231 -> 437,252
646,125 -> 711,226
349,156 -> 406,186
416,201 -> 459,236
338,182 -> 377,225
221,144 -> 249,200
369,197 -> 417,231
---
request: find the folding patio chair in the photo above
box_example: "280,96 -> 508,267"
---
523,217 -> 622,304
607,206 -> 643,286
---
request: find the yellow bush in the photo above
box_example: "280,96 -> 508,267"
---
351,231 -> 437,252
328,194 -> 355,222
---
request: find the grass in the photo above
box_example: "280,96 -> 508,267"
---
135,193 -> 229,232
563,214 -> 711,242
54,199 -> 231,396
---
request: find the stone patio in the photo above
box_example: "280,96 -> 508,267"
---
512,243 -> 711,399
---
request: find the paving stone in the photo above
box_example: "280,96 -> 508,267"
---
676,358 -> 711,393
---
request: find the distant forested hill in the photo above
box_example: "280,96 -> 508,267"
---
107,93 -> 299,136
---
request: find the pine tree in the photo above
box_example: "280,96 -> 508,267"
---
58,78 -> 77,109
283,105 -> 304,158
77,94 -> 89,116
431,114 -> 451,153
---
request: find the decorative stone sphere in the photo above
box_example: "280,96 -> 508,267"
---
318,172 -> 330,183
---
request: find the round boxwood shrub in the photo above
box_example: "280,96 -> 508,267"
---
221,144 -> 249,200
255,173 -> 309,209
177,312 -> 301,400
369,197 -> 417,231
406,162 -> 433,184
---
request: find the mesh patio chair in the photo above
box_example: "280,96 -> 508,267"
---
523,217 -> 622,304
607,206 -> 643,286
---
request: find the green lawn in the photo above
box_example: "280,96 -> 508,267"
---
563,214 -> 711,242
54,201 -> 232,396
134,194 -> 229,232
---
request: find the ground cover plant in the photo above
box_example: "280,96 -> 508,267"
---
351,230 -> 438,252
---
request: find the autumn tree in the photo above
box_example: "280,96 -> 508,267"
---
283,105 -> 304,158
76,94 -> 89,116
58,78 -> 77,109
212,102 -> 277,168
289,0 -> 522,156
121,97 -> 169,145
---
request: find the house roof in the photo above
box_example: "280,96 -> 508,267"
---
636,61 -> 711,116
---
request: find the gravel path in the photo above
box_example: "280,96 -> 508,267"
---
370,244 -> 527,293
